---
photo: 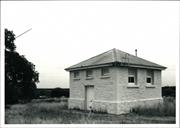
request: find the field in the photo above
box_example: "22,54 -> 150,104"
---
5,97 -> 175,124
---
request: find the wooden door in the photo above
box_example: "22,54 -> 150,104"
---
85,86 -> 94,110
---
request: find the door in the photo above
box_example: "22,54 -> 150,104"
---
85,86 -> 94,110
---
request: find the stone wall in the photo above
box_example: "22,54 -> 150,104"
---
117,67 -> 162,101
69,67 -> 117,110
68,66 -> 163,114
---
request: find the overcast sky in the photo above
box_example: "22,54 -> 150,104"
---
2,1 -> 179,88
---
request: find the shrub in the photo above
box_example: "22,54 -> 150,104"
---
51,88 -> 69,98
162,86 -> 176,97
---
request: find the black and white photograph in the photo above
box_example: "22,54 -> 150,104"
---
0,1 -> 179,127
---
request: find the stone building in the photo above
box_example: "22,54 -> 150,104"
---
65,48 -> 166,114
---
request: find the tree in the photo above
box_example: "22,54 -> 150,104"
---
51,87 -> 69,98
5,29 -> 39,104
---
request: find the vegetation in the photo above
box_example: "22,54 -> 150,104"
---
131,97 -> 175,117
5,97 -> 175,124
162,86 -> 175,97
51,87 -> 69,98
36,88 -> 69,98
36,88 -> 52,98
5,29 -> 39,104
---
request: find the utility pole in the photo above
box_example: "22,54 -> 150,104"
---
15,28 -> 32,39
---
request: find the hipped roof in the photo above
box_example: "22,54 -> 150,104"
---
65,48 -> 166,71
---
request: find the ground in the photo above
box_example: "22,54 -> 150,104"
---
5,97 -> 175,124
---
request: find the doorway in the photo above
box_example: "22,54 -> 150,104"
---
85,85 -> 94,110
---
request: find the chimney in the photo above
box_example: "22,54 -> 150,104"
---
135,49 -> 137,56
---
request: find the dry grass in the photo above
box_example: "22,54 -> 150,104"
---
5,97 -> 175,124
131,97 -> 175,117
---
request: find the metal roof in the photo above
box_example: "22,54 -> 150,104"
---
65,48 -> 166,71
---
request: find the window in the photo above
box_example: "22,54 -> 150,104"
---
128,76 -> 135,83
147,77 -> 151,83
146,70 -> 153,84
86,69 -> 93,77
73,71 -> 79,78
101,67 -> 109,76
128,68 -> 137,85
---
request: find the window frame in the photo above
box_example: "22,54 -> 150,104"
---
146,70 -> 154,85
73,71 -> 80,79
146,76 -> 152,84
128,68 -> 137,85
128,75 -> 135,83
86,69 -> 93,78
101,67 -> 110,76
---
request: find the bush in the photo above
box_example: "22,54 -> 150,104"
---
51,88 -> 69,98
162,86 -> 175,97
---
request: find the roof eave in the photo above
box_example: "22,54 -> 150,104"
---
65,62 -> 166,71
65,63 -> 113,71
127,63 -> 167,70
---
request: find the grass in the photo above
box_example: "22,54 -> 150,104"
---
131,97 -> 175,117
5,97 -> 175,124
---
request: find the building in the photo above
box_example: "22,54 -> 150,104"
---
65,48 -> 166,114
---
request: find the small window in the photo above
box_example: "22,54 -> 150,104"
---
74,71 -> 79,78
147,77 -> 151,83
101,67 -> 109,76
86,70 -> 93,77
128,76 -> 135,83
146,70 -> 153,84
128,68 -> 137,85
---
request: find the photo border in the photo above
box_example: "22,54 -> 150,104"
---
0,1 -> 179,128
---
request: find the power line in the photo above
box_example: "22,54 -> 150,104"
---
15,28 -> 32,39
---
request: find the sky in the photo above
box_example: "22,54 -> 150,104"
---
1,1 -> 179,88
